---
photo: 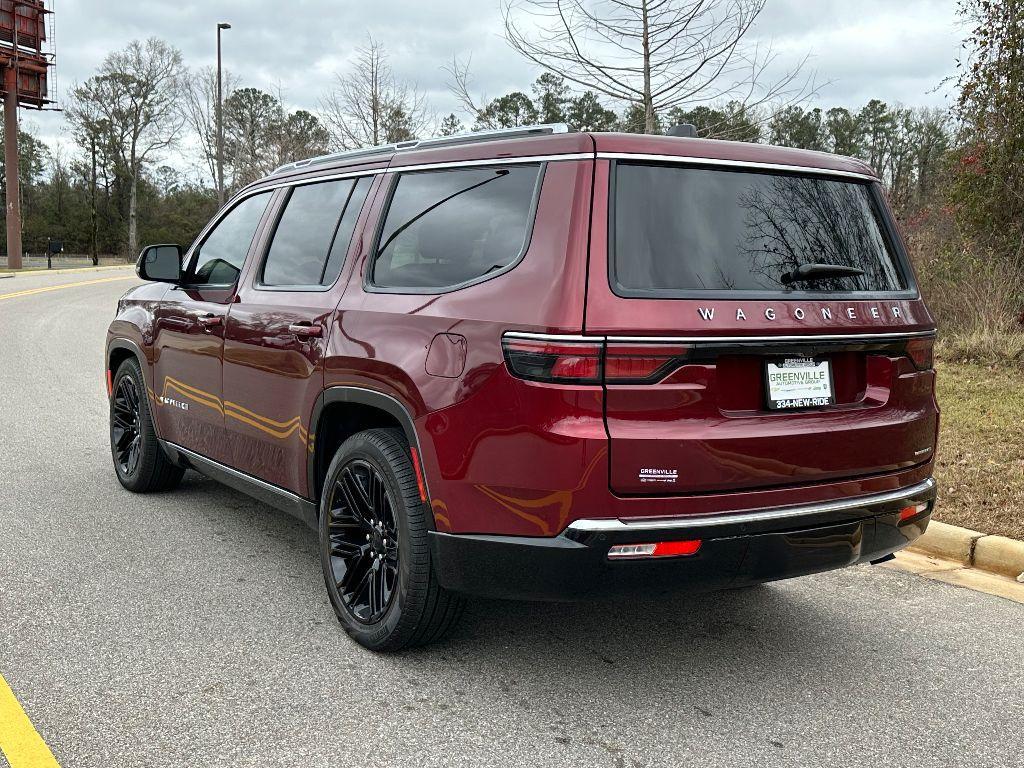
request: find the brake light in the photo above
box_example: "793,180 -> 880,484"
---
502,335 -> 690,384
608,540 -> 703,559
905,338 -> 934,370
604,343 -> 690,383
502,338 -> 603,384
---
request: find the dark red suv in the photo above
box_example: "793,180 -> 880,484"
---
106,124 -> 939,650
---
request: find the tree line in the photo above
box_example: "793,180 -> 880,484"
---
0,0 -> 1012,289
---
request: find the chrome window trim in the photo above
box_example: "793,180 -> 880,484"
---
238,152 -> 593,200
385,152 -> 592,175
566,478 -> 937,533
236,168 -> 388,199
239,151 -> 873,202
503,330 -> 936,344
595,152 -> 877,182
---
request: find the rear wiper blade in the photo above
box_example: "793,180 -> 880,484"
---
781,263 -> 866,285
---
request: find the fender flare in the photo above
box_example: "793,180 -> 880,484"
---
307,387 -> 433,516
106,335 -> 160,438
107,336 -> 161,439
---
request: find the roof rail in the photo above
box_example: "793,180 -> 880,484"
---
271,123 -> 572,176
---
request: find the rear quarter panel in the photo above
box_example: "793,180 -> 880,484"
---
327,158 -> 600,535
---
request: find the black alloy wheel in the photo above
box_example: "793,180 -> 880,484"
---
325,458 -> 400,624
112,375 -> 143,476
319,428 -> 464,651
108,357 -> 184,493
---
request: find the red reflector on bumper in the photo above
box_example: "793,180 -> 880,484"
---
608,540 -> 702,559
653,540 -> 703,557
899,503 -> 929,522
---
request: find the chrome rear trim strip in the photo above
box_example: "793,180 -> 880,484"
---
565,478 -> 936,533
504,330 -> 936,344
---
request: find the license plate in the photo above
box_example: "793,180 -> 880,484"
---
765,358 -> 834,410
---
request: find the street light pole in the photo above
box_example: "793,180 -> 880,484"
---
216,22 -> 231,208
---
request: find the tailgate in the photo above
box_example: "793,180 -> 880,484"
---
585,155 -> 939,497
603,335 -> 938,495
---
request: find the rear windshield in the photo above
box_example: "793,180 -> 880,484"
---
612,162 -> 908,295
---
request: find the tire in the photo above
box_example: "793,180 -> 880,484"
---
109,357 -> 184,493
319,428 -> 464,651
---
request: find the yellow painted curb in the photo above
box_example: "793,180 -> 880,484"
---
0,673 -> 60,767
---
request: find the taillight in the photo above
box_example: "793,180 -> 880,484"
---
904,338 -> 934,370
604,342 -> 690,383
502,335 -> 689,385
502,338 -> 603,384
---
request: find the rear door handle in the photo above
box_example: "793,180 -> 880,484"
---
161,317 -> 191,331
289,323 -> 324,339
198,314 -> 222,329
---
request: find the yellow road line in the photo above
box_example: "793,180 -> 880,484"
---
0,673 -> 60,768
0,275 -> 135,302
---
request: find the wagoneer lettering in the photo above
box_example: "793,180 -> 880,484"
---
107,124 -> 938,651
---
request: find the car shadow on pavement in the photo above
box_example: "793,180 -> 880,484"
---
168,471 -> 917,686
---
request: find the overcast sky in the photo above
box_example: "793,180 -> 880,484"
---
29,0 -> 964,155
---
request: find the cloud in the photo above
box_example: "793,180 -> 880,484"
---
26,0 -> 962,157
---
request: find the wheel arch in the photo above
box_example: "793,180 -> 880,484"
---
107,338 -> 153,409
308,387 -> 433,527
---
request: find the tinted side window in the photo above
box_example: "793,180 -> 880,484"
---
190,192 -> 272,286
372,165 -> 541,290
321,176 -> 373,286
261,180 -> 352,287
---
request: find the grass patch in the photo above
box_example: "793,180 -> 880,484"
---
937,331 -> 1024,368
933,361 -> 1024,539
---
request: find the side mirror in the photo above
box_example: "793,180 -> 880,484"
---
137,244 -> 182,283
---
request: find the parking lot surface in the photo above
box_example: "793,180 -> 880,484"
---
1,270 -> 1022,767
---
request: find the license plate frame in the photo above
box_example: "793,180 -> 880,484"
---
764,357 -> 835,411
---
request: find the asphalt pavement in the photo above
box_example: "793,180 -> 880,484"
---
0,269 -> 1022,767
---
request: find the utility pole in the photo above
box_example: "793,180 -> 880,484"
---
216,21 -> 231,208
4,64 -> 22,270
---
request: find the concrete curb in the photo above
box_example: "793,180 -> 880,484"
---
0,273 -> 13,279
909,521 -> 1024,582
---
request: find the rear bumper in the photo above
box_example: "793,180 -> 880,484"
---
429,478 -> 936,600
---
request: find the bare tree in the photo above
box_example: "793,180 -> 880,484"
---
182,65 -> 239,203
445,57 -> 541,129
68,38 -> 184,258
320,37 -> 430,150
503,0 -> 815,134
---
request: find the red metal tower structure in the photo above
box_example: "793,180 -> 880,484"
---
0,0 -> 54,270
